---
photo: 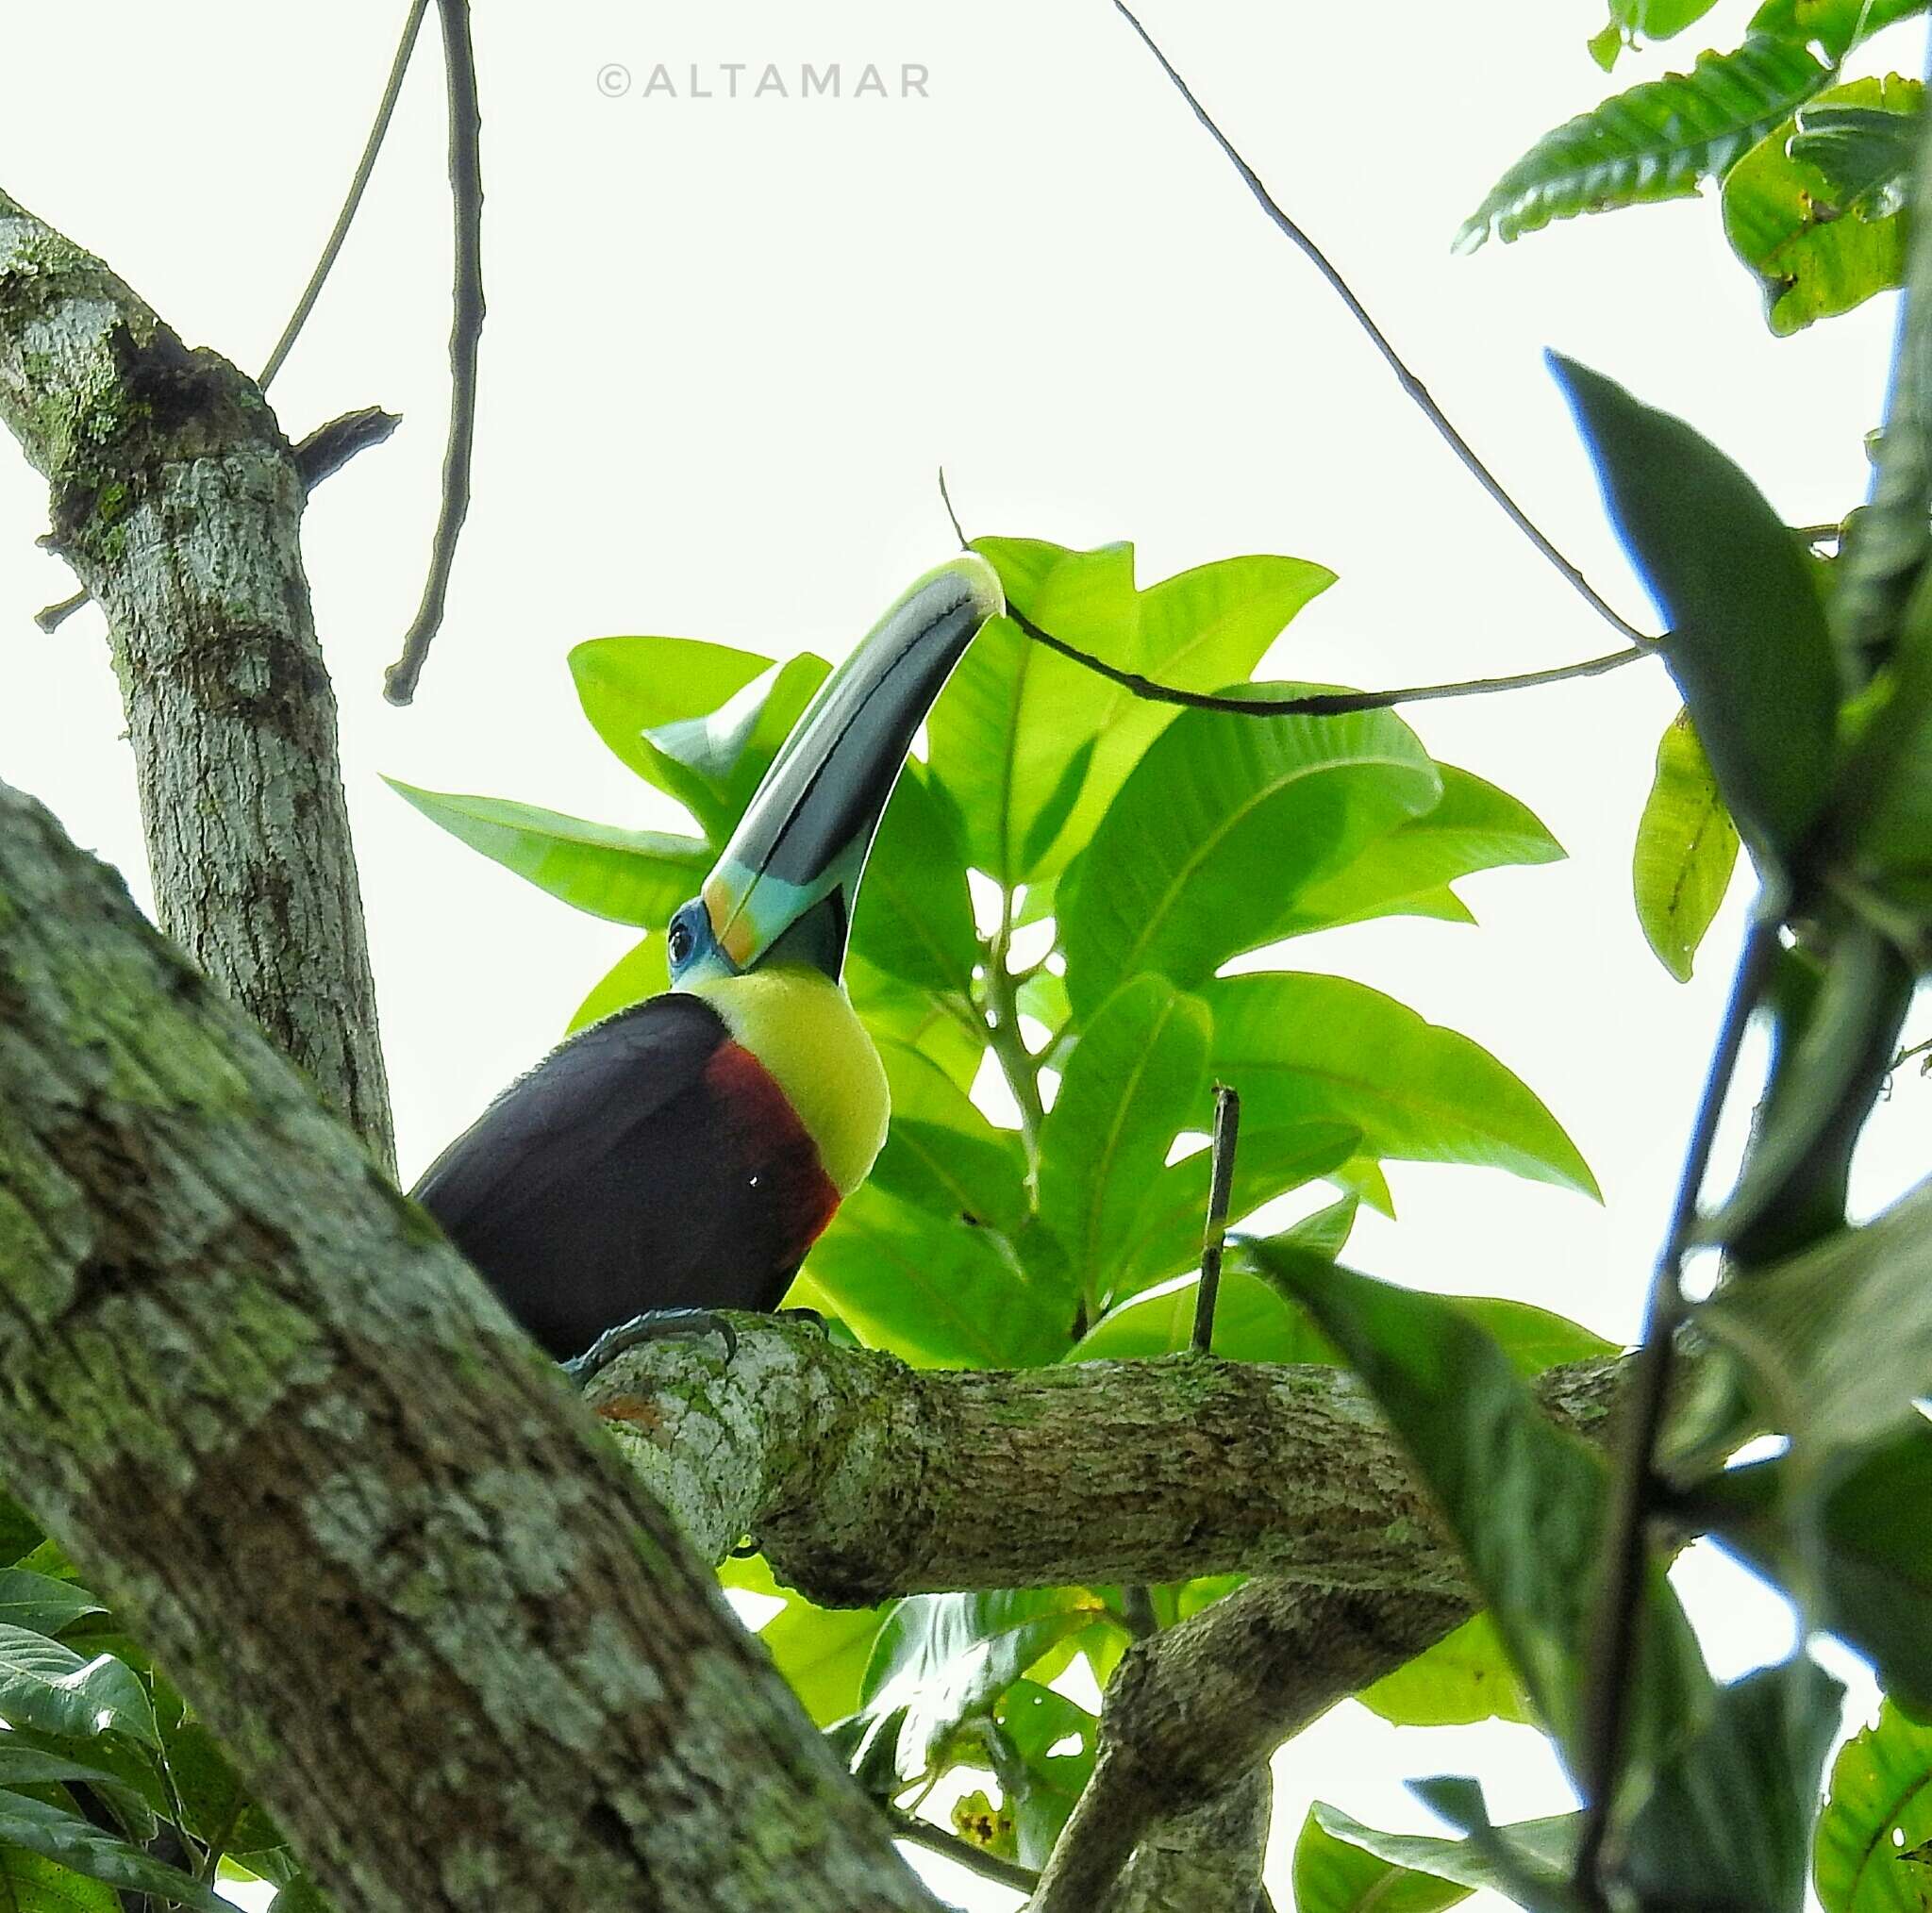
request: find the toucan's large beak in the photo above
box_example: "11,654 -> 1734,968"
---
699,553 -> 1004,979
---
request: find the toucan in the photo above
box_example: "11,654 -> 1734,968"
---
412,554 -> 1005,1371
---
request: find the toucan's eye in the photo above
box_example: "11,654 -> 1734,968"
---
667,918 -> 693,968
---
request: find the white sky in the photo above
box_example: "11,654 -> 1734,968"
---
0,4 -> 1923,1907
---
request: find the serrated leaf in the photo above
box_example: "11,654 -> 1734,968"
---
1294,1805 -> 1472,1913
1814,1700 -> 1932,1911
1358,1612 -> 1534,1728
1724,75 -> 1922,334
1206,972 -> 1599,1196
872,1040 -> 1027,1235
1458,36 -> 1830,253
1275,765 -> 1565,939
848,765 -> 979,995
1257,1251 -> 1709,1780
1551,355 -> 1840,875
720,1555 -> 891,1728
853,1589 -> 1106,1785
570,636 -> 827,841
1037,976 -> 1210,1308
565,933 -> 669,1035
0,1632 -> 154,1748
794,1183 -> 1071,1368
1633,708 -> 1740,981
386,781 -> 708,928
1060,695 -> 1441,1016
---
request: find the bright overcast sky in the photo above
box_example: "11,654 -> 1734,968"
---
1,5 -> 1924,1907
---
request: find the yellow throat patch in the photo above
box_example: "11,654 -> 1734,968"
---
687,968 -> 890,1196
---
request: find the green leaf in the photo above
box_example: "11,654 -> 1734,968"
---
1274,765 -> 1565,939
1310,1801 -> 1584,1907
926,541 -> 1333,886
1724,75 -> 1922,335
1206,972 -> 1599,1197
0,1631 -> 155,1748
847,765 -> 979,995
570,636 -> 828,841
1061,695 -> 1441,1016
846,958 -> 985,1092
0,1792 -> 227,1911
0,1578 -> 103,1642
1108,1123 -> 1361,1302
1037,976 -> 1211,1307
0,1499 -> 44,1573
1748,0 -> 1929,62
852,1589 -> 1106,1785
1623,1655 -> 1842,1912
1293,1806 -> 1474,1913
1071,1266 -> 1338,1363
1632,709 -> 1741,981
795,1183 -> 1072,1368
1702,1425 -> 1932,1718
1591,0 -> 1725,65
872,1040 -> 1027,1235
0,1846 -> 117,1913
1815,1701 -> 1932,1912
719,1555 -> 891,1728
565,933 -> 669,1034
1358,1612 -> 1533,1727
1257,1252 -> 1708,1777
1551,355 -> 1840,874
1457,37 -> 1831,253
987,1681 -> 1096,1869
385,781 -> 709,928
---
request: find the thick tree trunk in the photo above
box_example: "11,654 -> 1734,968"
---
0,190 -> 393,1166
0,782 -> 937,1913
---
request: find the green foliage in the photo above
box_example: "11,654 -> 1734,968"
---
1307,1800 -> 1584,1907
1632,709 -> 1740,980
1724,76 -> 1923,335
1293,1805 -> 1474,1913
1815,1702 -> 1932,1911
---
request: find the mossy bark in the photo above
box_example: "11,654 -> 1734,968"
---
0,782 -> 937,1913
0,190 -> 393,1166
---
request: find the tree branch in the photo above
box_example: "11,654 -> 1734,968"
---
0,778 -> 939,1913
0,189 -> 395,1167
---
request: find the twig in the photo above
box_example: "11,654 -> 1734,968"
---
938,466 -> 970,551
30,0 -> 425,639
1573,916 -> 1780,1902
1111,0 -> 1652,651
1191,1086 -> 1241,1354
260,1 -> 431,390
889,1809 -> 1040,1894
33,406 -> 403,634
384,0 -> 484,707
1010,600 -> 1647,718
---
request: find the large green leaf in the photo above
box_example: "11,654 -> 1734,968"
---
1037,976 -> 1210,1308
872,1040 -> 1027,1236
1748,0 -> 1930,61
986,1682 -> 1096,1869
569,635 -> 827,841
0,1792 -> 227,1912
1071,1266 -> 1335,1363
1358,1612 -> 1533,1728
386,781 -> 709,928
1206,973 -> 1599,1196
0,1578 -> 103,1642
795,1183 -> 1071,1368
845,957 -> 985,1092
1632,709 -> 1740,981
0,1844 -> 117,1913
1258,1251 -> 1709,1779
1112,1122 -> 1359,1301
1457,36 -> 1831,253
1059,698 -> 1441,1017
1292,1805 -> 1472,1913
1814,1701 -> 1932,1912
925,541 -> 1333,886
1552,355 -> 1840,875
0,1632 -> 154,1748
719,1554 -> 891,1728
1274,765 -> 1564,939
1309,1802 -> 1584,1907
1724,75 -> 1922,334
847,765 -> 978,996
850,1589 -> 1106,1785
1623,1655 -> 1842,1912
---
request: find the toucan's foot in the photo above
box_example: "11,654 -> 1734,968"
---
563,1308 -> 738,1386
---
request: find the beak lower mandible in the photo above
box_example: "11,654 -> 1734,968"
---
701,552 -> 1005,978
